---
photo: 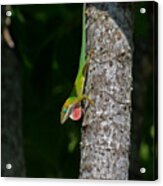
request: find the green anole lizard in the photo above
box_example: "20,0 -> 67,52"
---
60,4 -> 94,124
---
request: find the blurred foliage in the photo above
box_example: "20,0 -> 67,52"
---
9,2 -> 156,179
132,2 -> 157,180
11,4 -> 83,178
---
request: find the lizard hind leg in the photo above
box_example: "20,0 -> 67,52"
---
82,48 -> 94,77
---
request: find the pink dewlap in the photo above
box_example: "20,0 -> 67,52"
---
70,106 -> 82,121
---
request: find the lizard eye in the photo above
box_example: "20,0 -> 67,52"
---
63,108 -> 67,113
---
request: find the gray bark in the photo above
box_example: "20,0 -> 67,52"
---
1,5 -> 26,177
80,3 -> 133,180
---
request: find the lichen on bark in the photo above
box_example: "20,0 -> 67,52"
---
80,3 -> 133,180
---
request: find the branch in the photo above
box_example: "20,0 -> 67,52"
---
80,3 -> 133,180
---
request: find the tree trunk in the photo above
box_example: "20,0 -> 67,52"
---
1,5 -> 26,177
80,3 -> 133,180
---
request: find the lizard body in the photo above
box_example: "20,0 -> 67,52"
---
60,4 -> 93,124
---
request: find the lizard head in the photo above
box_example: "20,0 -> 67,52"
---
60,97 -> 82,124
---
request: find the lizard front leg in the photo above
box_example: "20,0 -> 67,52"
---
79,94 -> 94,105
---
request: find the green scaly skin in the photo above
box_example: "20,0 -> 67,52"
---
60,4 -> 93,124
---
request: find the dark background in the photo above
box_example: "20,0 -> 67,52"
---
2,2 -> 157,180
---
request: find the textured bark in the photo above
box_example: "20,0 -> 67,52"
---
1,6 -> 26,177
80,3 -> 133,180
